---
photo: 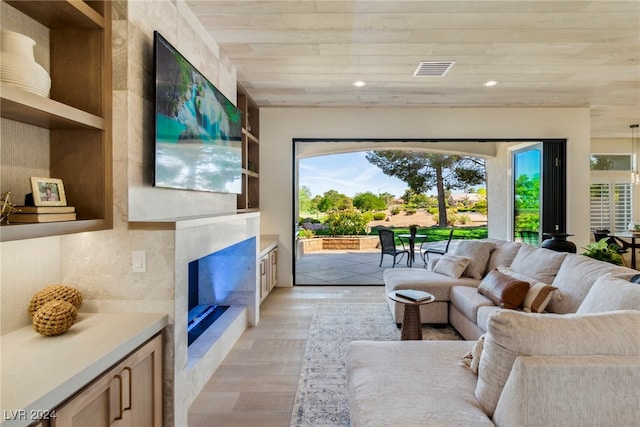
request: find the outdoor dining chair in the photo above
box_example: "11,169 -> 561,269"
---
378,228 -> 409,267
419,229 -> 455,263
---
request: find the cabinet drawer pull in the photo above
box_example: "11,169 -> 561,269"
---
122,366 -> 132,411
113,374 -> 124,421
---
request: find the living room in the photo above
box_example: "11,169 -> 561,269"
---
1,1 -> 638,426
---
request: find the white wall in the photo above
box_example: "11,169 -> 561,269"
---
260,107 -> 591,286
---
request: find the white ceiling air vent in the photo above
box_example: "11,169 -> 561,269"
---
413,61 -> 456,77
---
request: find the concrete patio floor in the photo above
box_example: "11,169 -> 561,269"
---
295,240 -> 458,285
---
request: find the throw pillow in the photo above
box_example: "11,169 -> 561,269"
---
522,282 -> 557,313
454,240 -> 496,279
476,310 -> 640,417
459,334 -> 485,374
509,244 -> 567,284
433,254 -> 471,279
547,254 -> 633,314
577,273 -> 640,313
497,265 -> 557,313
477,269 -> 530,309
485,240 -> 522,273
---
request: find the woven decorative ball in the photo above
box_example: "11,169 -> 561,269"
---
28,285 -> 82,319
32,300 -> 78,336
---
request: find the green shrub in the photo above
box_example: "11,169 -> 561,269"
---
372,212 -> 387,220
298,229 -> 315,239
390,206 -> 401,215
325,209 -> 368,236
299,217 -> 321,225
458,214 -> 470,225
404,207 -> 416,215
473,199 -> 488,215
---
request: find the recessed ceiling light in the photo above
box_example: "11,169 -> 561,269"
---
484,80 -> 498,87
353,81 -> 366,87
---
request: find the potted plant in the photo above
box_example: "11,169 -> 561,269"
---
581,238 -> 623,265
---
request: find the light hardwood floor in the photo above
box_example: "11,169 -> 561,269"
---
188,285 -> 385,427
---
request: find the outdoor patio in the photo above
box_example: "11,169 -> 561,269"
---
295,241 -> 460,285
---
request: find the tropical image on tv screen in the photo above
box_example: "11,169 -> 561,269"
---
154,33 -> 242,193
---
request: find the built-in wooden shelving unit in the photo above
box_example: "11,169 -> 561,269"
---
236,85 -> 259,211
0,0 -> 112,242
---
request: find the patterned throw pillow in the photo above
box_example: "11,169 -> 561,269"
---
522,282 -> 557,313
497,265 -> 557,313
459,334 -> 486,374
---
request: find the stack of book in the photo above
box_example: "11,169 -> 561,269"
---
10,206 -> 76,223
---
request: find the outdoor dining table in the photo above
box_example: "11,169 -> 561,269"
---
398,233 -> 427,267
609,232 -> 640,269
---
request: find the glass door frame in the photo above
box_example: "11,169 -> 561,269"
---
508,139 -> 567,245
511,143 -> 543,245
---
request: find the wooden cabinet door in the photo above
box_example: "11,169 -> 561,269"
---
53,334 -> 162,427
52,369 -> 122,427
260,256 -> 269,299
126,334 -> 163,427
269,249 -> 278,290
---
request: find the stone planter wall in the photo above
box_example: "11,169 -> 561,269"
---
299,236 -> 379,253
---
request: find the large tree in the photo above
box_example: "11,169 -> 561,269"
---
317,189 -> 352,212
366,151 -> 485,226
353,191 -> 387,212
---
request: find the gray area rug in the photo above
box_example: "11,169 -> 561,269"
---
290,302 -> 462,427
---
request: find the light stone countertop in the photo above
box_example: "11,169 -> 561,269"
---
1,312 -> 168,426
260,236 -> 278,257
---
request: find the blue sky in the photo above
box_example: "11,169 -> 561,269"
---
299,152 -> 409,198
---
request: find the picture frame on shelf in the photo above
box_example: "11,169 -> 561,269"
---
30,177 -> 67,206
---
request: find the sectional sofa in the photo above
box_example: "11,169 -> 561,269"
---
346,239 -> 640,426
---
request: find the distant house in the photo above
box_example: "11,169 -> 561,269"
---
448,192 -> 484,206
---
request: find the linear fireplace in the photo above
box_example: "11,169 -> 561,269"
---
187,237 -> 256,346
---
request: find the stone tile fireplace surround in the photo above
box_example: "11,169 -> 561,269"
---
130,212 -> 261,425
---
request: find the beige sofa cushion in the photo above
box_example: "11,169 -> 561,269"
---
476,305 -> 500,332
450,286 -> 494,323
577,273 -> 640,313
493,355 -> 640,427
476,309 -> 640,417
384,268 -> 479,301
509,244 -> 567,284
549,253 -> 635,314
454,240 -> 496,279
347,341 -> 494,427
484,240 -> 522,273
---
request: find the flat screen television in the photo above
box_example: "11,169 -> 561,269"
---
153,31 -> 242,193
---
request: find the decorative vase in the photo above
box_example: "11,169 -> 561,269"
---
541,233 -> 577,253
0,30 -> 51,97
